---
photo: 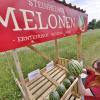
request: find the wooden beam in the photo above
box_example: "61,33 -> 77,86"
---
41,72 -> 60,87
61,78 -> 79,100
12,50 -> 31,100
55,40 -> 59,60
76,34 -> 82,62
56,64 -> 68,73
28,45 -> 51,61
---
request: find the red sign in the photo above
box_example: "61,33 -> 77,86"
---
0,0 -> 88,52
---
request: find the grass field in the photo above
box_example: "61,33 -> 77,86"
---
0,29 -> 100,100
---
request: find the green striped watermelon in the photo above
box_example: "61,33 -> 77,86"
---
49,91 -> 60,100
67,59 -> 82,77
56,84 -> 66,97
63,79 -> 71,89
68,76 -> 75,83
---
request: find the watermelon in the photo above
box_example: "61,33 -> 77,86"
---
56,84 -> 66,97
63,79 -> 71,89
67,59 -> 82,77
49,91 -> 60,100
66,71 -> 71,77
68,76 -> 74,83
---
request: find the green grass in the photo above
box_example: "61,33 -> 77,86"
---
0,29 -> 100,99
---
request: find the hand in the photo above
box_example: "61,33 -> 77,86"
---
82,69 -> 87,74
78,75 -> 81,79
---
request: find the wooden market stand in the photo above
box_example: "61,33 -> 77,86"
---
3,1 -> 87,100
7,34 -> 82,100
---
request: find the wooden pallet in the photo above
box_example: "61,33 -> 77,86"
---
23,65 -> 66,100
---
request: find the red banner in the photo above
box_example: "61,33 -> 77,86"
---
0,0 -> 88,52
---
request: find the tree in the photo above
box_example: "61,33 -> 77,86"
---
96,20 -> 100,28
88,22 -> 93,29
88,19 -> 96,29
91,19 -> 96,29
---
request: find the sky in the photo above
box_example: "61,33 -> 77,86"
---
65,0 -> 100,22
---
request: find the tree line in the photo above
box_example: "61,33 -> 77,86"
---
88,19 -> 100,29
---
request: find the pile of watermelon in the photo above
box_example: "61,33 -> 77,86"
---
49,76 -> 75,100
49,59 -> 82,100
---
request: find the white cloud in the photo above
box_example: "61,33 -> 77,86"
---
66,0 -> 100,22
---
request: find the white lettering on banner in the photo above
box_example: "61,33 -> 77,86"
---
48,14 -> 58,29
19,9 -> 37,30
17,33 -> 48,42
0,7 -> 76,31
28,69 -> 40,81
58,16 -> 66,28
36,12 -> 48,29
27,0 -> 64,14
66,17 -> 71,28
0,7 -> 22,31
71,18 -> 75,28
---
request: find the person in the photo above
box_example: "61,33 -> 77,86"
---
78,59 -> 100,100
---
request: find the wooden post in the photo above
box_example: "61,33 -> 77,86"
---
28,45 -> 51,61
55,40 -> 59,60
76,34 -> 82,62
76,34 -> 82,96
12,50 -> 31,100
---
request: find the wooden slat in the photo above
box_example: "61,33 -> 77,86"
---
69,96 -> 75,100
28,77 -> 45,90
32,81 -> 53,99
57,64 -> 68,72
52,70 -> 65,81
58,58 -> 69,66
75,97 -> 82,100
37,85 -> 55,100
57,73 -> 66,83
64,92 -> 72,100
26,75 -> 43,87
41,72 -> 60,86
49,68 -> 62,77
72,92 -> 80,98
73,82 -> 78,95
30,79 -> 48,94
61,78 -> 78,100
48,67 -> 59,75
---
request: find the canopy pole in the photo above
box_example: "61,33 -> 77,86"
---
55,40 -> 59,60
5,52 -> 27,98
76,34 -> 82,96
76,34 -> 82,62
5,52 -> 16,81
12,50 -> 31,100
28,45 -> 51,61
